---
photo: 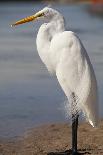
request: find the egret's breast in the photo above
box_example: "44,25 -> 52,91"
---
49,31 -> 75,70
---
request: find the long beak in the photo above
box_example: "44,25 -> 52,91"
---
11,12 -> 44,27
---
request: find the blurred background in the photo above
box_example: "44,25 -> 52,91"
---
0,0 -> 103,138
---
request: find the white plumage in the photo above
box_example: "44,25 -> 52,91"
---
36,7 -> 99,127
11,7 -> 99,128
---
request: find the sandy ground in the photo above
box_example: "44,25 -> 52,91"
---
0,121 -> 103,155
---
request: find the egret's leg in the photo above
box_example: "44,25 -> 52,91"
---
48,92 -> 79,155
48,116 -> 79,155
72,115 -> 79,155
48,115 -> 79,155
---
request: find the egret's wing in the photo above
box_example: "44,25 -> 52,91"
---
54,31 -> 99,127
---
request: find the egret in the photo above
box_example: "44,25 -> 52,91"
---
11,7 -> 99,155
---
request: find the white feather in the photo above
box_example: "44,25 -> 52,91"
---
36,7 -> 99,127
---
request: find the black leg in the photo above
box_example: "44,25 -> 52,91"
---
48,92 -> 79,155
72,115 -> 79,155
48,115 -> 79,155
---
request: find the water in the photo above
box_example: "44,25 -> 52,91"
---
0,2 -> 103,138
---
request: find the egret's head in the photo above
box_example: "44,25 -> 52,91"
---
39,7 -> 60,21
11,7 -> 61,27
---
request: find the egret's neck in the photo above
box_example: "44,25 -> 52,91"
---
36,16 -> 65,73
37,17 -> 65,50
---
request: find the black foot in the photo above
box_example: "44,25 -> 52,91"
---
72,151 -> 80,155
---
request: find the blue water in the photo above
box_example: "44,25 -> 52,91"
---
0,2 -> 103,138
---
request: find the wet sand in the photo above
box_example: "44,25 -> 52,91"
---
0,121 -> 103,155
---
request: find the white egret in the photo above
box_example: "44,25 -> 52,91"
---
11,7 -> 99,155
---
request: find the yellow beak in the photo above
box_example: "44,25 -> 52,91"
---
11,12 -> 44,27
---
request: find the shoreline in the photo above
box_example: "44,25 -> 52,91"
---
0,121 -> 103,155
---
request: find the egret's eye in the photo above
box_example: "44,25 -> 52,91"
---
38,13 -> 45,17
41,13 -> 45,16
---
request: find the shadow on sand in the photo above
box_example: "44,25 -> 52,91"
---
47,148 -> 92,155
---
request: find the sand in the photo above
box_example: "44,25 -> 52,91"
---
0,121 -> 103,155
